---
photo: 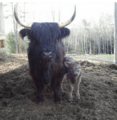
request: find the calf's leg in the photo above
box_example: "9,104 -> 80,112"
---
75,75 -> 81,100
68,80 -> 74,102
60,76 -> 65,94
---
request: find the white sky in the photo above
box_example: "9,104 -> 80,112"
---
2,1 -> 115,34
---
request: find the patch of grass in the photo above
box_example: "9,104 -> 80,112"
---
91,54 -> 114,62
67,54 -> 114,63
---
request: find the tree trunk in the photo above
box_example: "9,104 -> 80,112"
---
23,2 -> 27,53
18,33 -> 22,53
98,36 -> 101,54
11,3 -> 18,53
0,3 -> 5,35
0,2 -> 6,60
81,34 -> 84,54
0,2 -> 5,48
74,33 -> 77,54
102,36 -> 105,54
106,33 -> 108,54
14,27 -> 18,53
89,31 -> 92,54
110,35 -> 113,54
114,2 -> 117,63
84,34 -> 87,54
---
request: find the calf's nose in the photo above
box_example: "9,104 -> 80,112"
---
74,71 -> 78,76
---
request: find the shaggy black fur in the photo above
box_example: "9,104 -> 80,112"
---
20,23 -> 70,53
19,22 -> 70,103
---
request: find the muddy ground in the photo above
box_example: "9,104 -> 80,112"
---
0,54 -> 117,120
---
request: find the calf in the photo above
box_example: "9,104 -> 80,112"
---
62,57 -> 87,102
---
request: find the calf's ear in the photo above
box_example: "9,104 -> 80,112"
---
64,61 -> 71,68
80,61 -> 87,67
75,62 -> 80,68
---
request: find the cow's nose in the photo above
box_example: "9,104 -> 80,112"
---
43,52 -> 51,56
43,52 -> 52,58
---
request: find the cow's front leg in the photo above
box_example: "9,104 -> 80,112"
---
75,75 -> 81,100
37,84 -> 44,102
51,77 -> 63,103
34,80 -> 44,103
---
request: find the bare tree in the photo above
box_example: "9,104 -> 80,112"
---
114,2 -> 117,63
23,2 -> 28,53
0,3 -> 5,35
11,3 -> 18,53
89,30 -> 92,54
51,7 -> 55,22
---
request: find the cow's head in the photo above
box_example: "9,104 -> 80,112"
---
14,4 -> 76,60
14,4 -> 76,84
15,5 -> 76,55
64,57 -> 87,84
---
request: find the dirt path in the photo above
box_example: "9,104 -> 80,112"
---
0,54 -> 117,120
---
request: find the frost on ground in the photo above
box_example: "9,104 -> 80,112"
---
0,54 -> 117,120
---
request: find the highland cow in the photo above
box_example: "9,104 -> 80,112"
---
62,57 -> 87,102
14,4 -> 76,103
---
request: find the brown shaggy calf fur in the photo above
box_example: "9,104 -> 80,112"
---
62,57 -> 87,102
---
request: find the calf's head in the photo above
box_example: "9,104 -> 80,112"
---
64,57 -> 87,84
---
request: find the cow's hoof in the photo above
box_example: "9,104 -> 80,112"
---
37,94 -> 44,103
54,95 -> 62,103
54,91 -> 62,103
55,98 -> 62,104
55,100 -> 61,104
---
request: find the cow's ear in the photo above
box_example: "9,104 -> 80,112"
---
80,61 -> 87,67
19,28 -> 30,39
60,27 -> 70,39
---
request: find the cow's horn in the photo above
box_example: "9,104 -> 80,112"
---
14,3 -> 31,28
59,5 -> 76,28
